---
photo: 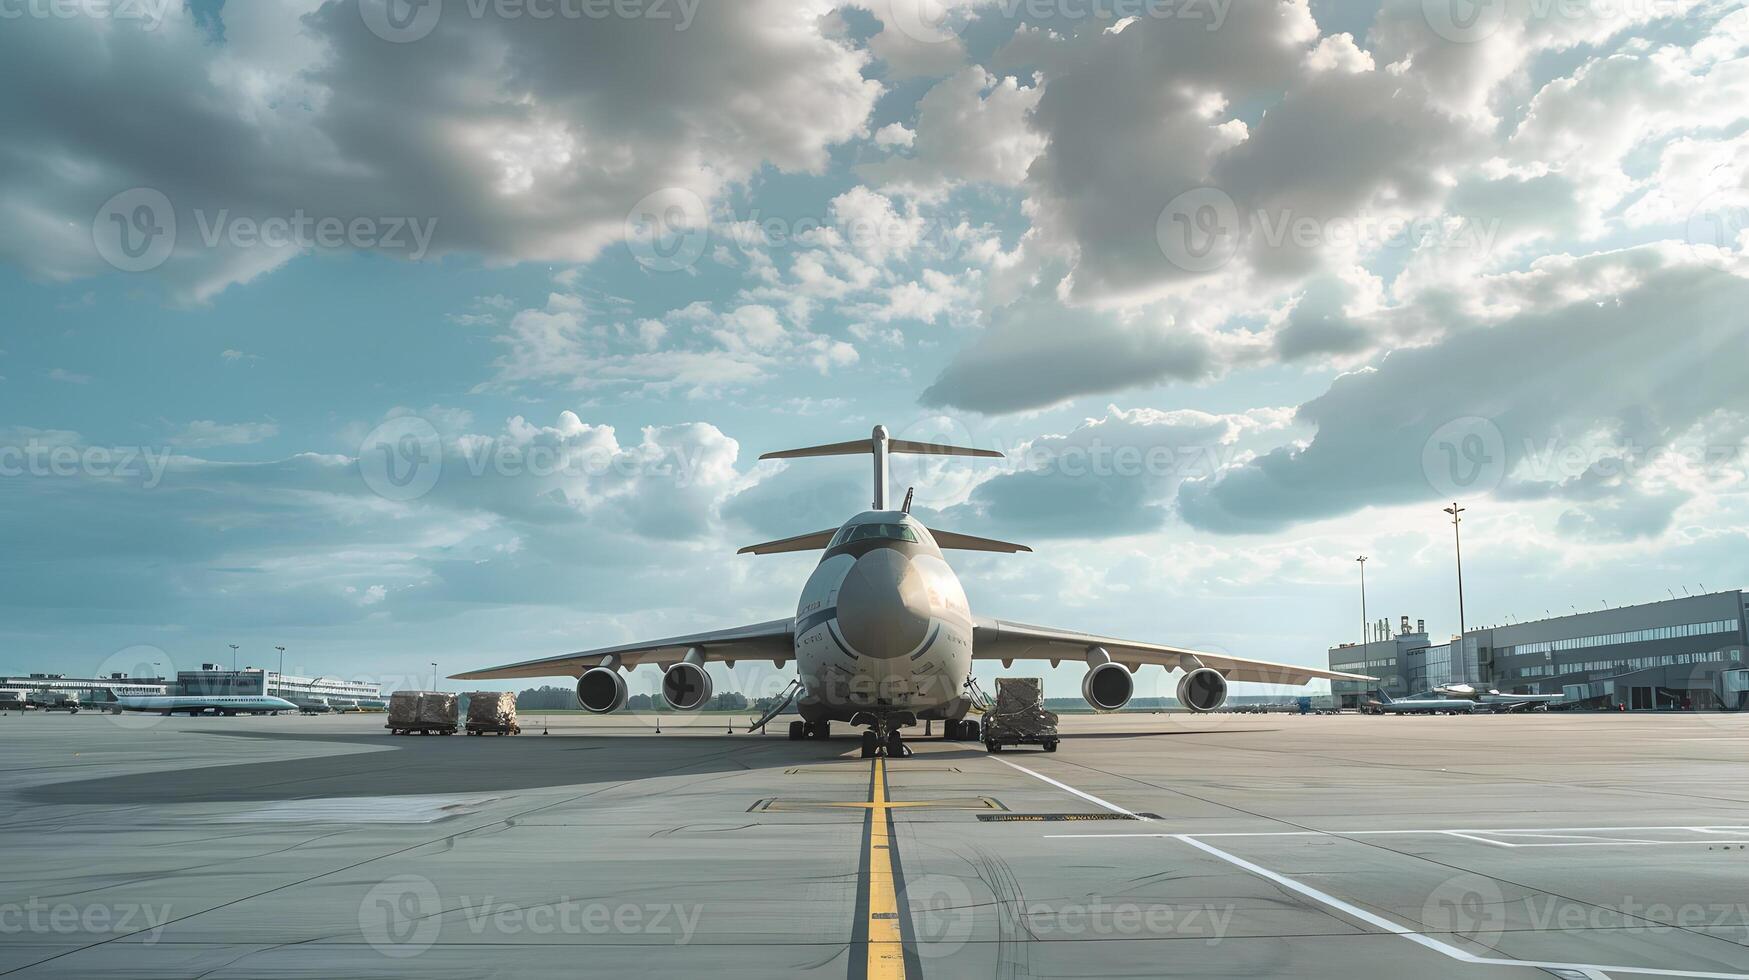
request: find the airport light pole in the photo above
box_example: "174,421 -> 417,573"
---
275,646 -> 286,696
1356,555 -> 1369,648
1443,503 -> 1468,685
1355,555 -> 1369,713
430,662 -> 438,692
228,643 -> 239,673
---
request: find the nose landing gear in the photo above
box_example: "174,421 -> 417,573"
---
859,717 -> 912,758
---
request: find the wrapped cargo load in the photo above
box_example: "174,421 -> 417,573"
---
982,677 -> 1059,752
387,691 -> 421,729
464,691 -> 520,735
386,691 -> 458,734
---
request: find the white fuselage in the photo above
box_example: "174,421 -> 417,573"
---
793,511 -> 974,724
115,695 -> 299,715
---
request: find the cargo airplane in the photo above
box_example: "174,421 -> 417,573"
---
454,427 -> 1374,757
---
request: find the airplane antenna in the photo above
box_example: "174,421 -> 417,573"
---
901,486 -> 915,514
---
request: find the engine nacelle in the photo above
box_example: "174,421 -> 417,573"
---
576,666 -> 628,713
1176,667 -> 1228,712
1081,661 -> 1134,712
660,661 -> 713,711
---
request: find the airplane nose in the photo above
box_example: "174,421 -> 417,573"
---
836,549 -> 932,660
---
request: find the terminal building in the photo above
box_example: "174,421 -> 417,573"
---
0,672 -> 170,705
180,665 -> 385,707
1,665 -> 383,708
1330,590 -> 1749,710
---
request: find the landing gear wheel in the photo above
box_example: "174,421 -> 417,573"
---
861,731 -> 878,758
1043,740 -> 1058,752
812,721 -> 830,740
886,728 -> 910,758
986,741 -> 1002,753
788,720 -> 806,741
961,720 -> 979,741
942,720 -> 959,740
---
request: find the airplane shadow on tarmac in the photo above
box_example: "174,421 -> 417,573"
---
21,729 -> 848,805
20,725 -> 1266,806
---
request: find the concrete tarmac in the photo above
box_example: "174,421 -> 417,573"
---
3,708 -> 1748,978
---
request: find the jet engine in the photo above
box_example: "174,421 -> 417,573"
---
1081,661 -> 1134,712
576,666 -> 628,713
660,661 -> 713,711
1176,667 -> 1228,712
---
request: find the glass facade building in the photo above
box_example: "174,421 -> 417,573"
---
1329,590 -> 1749,710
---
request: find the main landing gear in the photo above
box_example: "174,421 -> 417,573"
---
787,720 -> 832,741
942,719 -> 979,741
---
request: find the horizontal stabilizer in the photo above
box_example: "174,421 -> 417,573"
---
760,438 -> 1002,461
927,528 -> 1032,553
759,440 -> 872,461
890,439 -> 1002,458
737,529 -> 837,556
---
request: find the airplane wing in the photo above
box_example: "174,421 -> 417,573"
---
449,618 -> 795,680
971,617 -> 1376,685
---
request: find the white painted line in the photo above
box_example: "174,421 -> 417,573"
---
1175,834 -> 1749,980
1047,824 -> 1749,842
988,757 -> 1152,822
1441,831 -> 1519,848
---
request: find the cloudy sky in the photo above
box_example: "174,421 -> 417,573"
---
2,0 -> 1747,699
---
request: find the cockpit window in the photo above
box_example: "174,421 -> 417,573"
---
836,523 -> 919,545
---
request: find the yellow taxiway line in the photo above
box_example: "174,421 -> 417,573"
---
865,755 -> 906,980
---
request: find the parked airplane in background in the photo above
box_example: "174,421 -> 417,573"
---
456,426 -> 1375,757
112,694 -> 298,716
1362,690 -> 1476,715
290,696 -> 333,714
1437,684 -> 1563,711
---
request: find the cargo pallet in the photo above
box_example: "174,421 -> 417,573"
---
386,726 -> 456,736
465,722 -> 521,736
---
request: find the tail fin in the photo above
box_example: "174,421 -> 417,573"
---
1369,690 -> 1393,704
759,425 -> 1001,510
